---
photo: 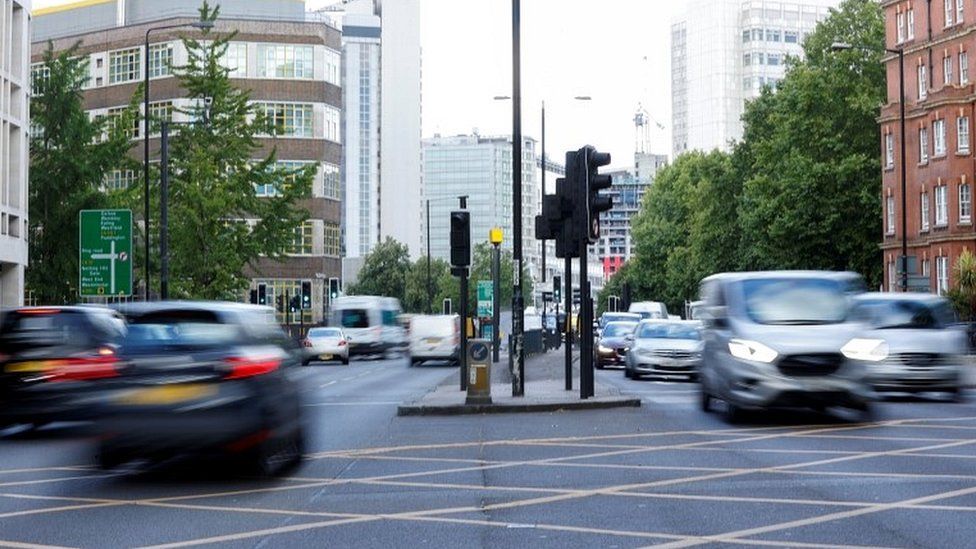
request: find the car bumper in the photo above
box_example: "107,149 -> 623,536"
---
630,356 -> 700,375
868,366 -> 961,392
724,363 -> 873,409
596,349 -> 627,366
305,346 -> 349,360
410,348 -> 459,361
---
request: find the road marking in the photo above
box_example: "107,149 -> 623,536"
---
137,516 -> 379,549
318,380 -> 337,388
0,541 -> 79,549
303,401 -> 401,407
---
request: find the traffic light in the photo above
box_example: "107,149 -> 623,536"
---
301,281 -> 312,310
275,293 -> 284,312
572,287 -> 581,305
582,146 -> 612,244
553,275 -> 562,302
249,289 -> 258,304
450,210 -> 471,269
443,298 -> 452,315
289,294 -> 300,313
258,283 -> 267,305
328,278 -> 340,302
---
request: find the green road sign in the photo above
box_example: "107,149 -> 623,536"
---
477,280 -> 493,317
79,209 -> 133,297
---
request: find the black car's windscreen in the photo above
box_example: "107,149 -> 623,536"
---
340,309 -> 370,329
0,311 -> 91,350
123,310 -> 240,350
603,322 -> 638,337
741,278 -> 847,325
854,300 -> 957,329
636,324 -> 701,340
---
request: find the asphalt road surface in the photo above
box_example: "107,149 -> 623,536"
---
3,355 -> 976,548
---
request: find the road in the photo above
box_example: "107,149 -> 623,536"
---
2,355 -> 976,548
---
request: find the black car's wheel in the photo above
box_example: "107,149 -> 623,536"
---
724,400 -> 745,424
624,368 -> 633,379
96,442 -> 127,471
596,361 -> 605,370
700,389 -> 712,412
949,387 -> 966,403
341,356 -> 350,366
248,428 -> 305,477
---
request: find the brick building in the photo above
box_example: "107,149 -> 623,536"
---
31,0 -> 341,322
881,0 -> 976,294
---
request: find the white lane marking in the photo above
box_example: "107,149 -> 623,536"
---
319,381 -> 337,389
302,401 -> 401,407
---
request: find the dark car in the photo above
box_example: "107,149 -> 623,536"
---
0,306 -> 127,430
595,321 -> 638,369
96,302 -> 306,475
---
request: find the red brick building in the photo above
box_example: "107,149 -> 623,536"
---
881,0 -> 976,293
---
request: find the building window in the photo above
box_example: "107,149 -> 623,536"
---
934,119 -> 947,156
148,101 -> 173,135
257,44 -> 314,79
936,185 -> 949,226
223,42 -> 248,77
886,196 -> 896,235
30,63 -> 50,95
253,279 -> 313,324
897,11 -> 906,42
765,29 -> 781,42
937,256 -> 950,295
958,0 -> 965,23
958,116 -> 970,152
920,126 -> 929,162
945,55 -> 954,85
287,221 -> 314,255
961,183 -> 972,222
921,192 -> 931,231
324,48 -> 340,86
946,0 -> 955,26
109,47 -> 141,84
323,163 -> 340,199
885,133 -> 894,167
923,258 -> 931,277
784,30 -> 799,44
258,103 -> 314,137
918,64 -> 928,100
962,51 -> 970,84
742,30 -> 751,43
889,261 -> 897,291
104,169 -> 137,191
908,8 -> 916,39
324,222 -> 340,257
107,107 -> 139,139
324,105 -> 340,142
148,43 -> 173,78
767,54 -> 781,66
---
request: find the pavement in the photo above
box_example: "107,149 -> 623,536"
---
397,344 -> 641,415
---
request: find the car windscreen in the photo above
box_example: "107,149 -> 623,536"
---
741,278 -> 848,325
340,309 -> 370,328
602,322 -> 637,338
309,328 -> 342,338
636,324 -> 701,340
854,299 -> 957,329
123,310 -> 240,350
0,310 -> 92,350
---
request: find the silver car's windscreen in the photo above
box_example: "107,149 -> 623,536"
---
741,278 -> 848,325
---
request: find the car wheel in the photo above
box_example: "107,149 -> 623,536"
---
596,361 -> 604,370
700,389 -> 712,413
624,368 -> 633,379
341,356 -> 350,366
301,358 -> 312,366
724,400 -> 745,424
249,429 -> 305,477
949,387 -> 966,403
96,442 -> 126,471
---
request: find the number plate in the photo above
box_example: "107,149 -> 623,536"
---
319,354 -> 333,360
425,338 -> 441,344
6,361 -> 55,373
117,384 -> 216,405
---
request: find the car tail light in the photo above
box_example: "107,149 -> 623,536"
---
302,338 -> 312,348
338,340 -> 347,347
16,308 -> 60,315
50,348 -> 119,382
224,354 -> 282,380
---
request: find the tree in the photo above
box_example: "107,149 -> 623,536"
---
346,238 -> 411,301
466,243 -> 533,313
948,250 -> 976,321
738,0 -> 885,285
156,2 -> 313,299
28,43 -> 137,304
403,257 -> 456,314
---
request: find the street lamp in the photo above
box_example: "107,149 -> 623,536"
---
832,41 -> 906,292
143,17 -> 214,301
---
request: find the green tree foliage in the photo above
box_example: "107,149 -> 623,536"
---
154,2 -> 312,299
346,238 -> 411,301
467,243 -> 533,313
28,44 -> 137,304
403,257 -> 456,314
948,250 -> 976,321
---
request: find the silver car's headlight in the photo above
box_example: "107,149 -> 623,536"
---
728,339 -> 778,363
598,345 -> 613,353
841,338 -> 889,362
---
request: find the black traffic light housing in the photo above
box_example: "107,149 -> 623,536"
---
328,278 -> 340,302
553,275 -> 562,302
301,281 -> 312,310
289,294 -> 301,313
275,293 -> 284,312
258,283 -> 267,305
582,146 -> 612,244
450,211 -> 471,270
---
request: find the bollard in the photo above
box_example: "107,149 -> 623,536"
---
465,339 -> 492,405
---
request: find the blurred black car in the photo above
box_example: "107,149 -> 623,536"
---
96,302 -> 305,475
0,306 -> 126,430
596,321 -> 638,369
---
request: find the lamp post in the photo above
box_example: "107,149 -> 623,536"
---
832,41 -> 906,291
143,17 -> 213,301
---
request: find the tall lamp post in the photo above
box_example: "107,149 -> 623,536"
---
832,42 -> 906,291
143,17 -> 213,301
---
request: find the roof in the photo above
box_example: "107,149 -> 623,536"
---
853,292 -> 946,303
701,271 -> 863,284
110,301 -> 274,316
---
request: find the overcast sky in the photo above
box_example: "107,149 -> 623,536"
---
36,0 -> 684,169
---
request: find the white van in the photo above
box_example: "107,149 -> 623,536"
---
628,301 -> 669,320
330,296 -> 406,358
408,315 -> 460,366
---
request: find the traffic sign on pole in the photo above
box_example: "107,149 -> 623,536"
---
79,209 -> 133,298
477,280 -> 493,317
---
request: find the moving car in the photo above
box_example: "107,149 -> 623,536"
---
302,327 -> 349,365
0,306 -> 126,430
596,321 -> 638,369
408,315 -> 460,366
850,293 -> 966,401
698,271 -> 874,421
628,301 -> 669,320
598,312 -> 641,335
625,320 -> 703,380
330,296 -> 407,358
96,302 -> 305,475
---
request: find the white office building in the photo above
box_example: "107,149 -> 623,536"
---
319,0 -> 422,260
1,0 -> 29,307
671,0 -> 839,157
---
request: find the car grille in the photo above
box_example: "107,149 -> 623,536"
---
777,354 -> 843,377
651,350 -> 697,360
892,353 -> 945,369
615,348 -> 628,356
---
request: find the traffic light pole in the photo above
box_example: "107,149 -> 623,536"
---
564,255 -> 573,391
459,270 -> 468,391
510,0 -> 525,398
492,243 -> 501,364
579,241 -> 593,399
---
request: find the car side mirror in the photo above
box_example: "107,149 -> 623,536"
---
707,306 -> 729,329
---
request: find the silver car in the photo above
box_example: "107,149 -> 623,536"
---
625,320 -> 703,380
850,293 -> 966,401
698,271 -> 874,421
